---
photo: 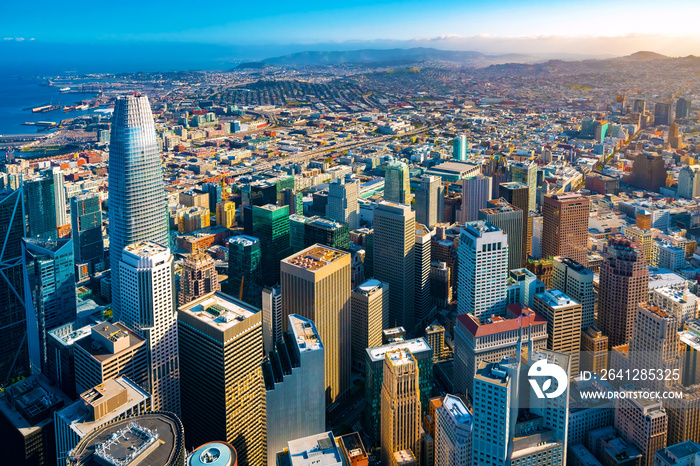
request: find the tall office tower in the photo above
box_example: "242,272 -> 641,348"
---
228,235 -> 263,307
202,181 -> 222,213
384,161 -> 411,205
178,291 -> 265,464
24,170 -> 60,238
178,205 -> 210,233
483,154 -> 509,197
500,181 -> 532,266
178,252 -> 219,306
289,214 -> 311,253
551,256 -> 595,329
628,304 -> 680,392
380,349 -> 421,466
263,315 -> 325,466
509,161 -> 537,213
70,193 -> 104,275
50,168 -> 68,229
479,199 -> 523,271
626,153 -> 667,193
472,358 -> 516,465
0,189 -> 28,382
676,98 -> 691,120
109,95 -> 169,321
654,102 -> 673,126
327,176 -> 360,230
677,165 -> 700,199
457,221 -> 508,321
542,193 -> 589,266
430,261 -> 452,308
365,338 -> 433,444
262,284 -> 282,354
414,175 -> 444,228
253,204 -> 290,286
453,304 -> 547,398
506,268 -> 545,308
452,135 -> 467,161
425,322 -> 446,362
414,224 -> 433,327
634,99 -> 646,114
22,237 -> 76,374
351,279 -> 389,372
73,322 -> 148,394
615,388 -> 667,466
119,241 -> 180,414
304,217 -> 351,250
598,236 -> 649,347
623,225 -> 653,264
216,200 -> 236,228
668,122 -> 684,149
533,290 -> 582,376
281,245 -> 351,405
580,326 -> 608,374
47,321 -> 93,398
431,225 -> 458,295
473,348 -> 570,466
434,394 -> 472,466
374,202 -> 416,331
457,175 -> 492,224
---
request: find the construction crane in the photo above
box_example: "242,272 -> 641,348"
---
669,86 -> 687,104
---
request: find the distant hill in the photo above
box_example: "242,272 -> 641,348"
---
249,47 -> 538,67
618,51 -> 670,61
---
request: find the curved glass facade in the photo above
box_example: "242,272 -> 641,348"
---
108,95 -> 169,319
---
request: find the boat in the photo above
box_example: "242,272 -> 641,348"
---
32,105 -> 52,113
60,87 -> 71,92
36,105 -> 62,113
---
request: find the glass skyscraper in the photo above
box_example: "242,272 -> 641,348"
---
24,168 -> 67,238
22,237 -> 76,374
0,188 -> 29,383
108,95 -> 169,320
70,193 -> 104,274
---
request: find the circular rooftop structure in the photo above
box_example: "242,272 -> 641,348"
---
68,411 -> 185,466
187,442 -> 237,466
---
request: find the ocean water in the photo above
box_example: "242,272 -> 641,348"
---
0,75 -> 98,136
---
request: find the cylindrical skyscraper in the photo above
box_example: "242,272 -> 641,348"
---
108,95 -> 169,320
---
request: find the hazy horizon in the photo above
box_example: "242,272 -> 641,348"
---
4,0 -> 700,73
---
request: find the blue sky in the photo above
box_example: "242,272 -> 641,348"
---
3,0 -> 700,45
2,0 -> 700,73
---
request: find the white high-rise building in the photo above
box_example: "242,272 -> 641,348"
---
414,223 -> 433,328
50,167 -> 67,227
434,394 -> 472,466
551,257 -> 595,329
457,176 -> 492,224
109,95 -> 169,322
119,241 -> 180,415
457,221 -> 508,321
327,176 -> 360,230
473,343 -> 570,466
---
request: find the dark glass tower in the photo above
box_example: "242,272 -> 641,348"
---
0,188 -> 29,382
70,193 -> 104,274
